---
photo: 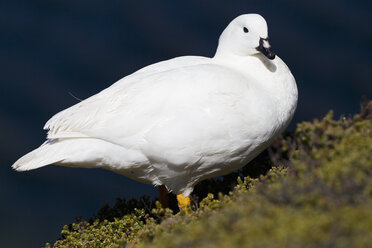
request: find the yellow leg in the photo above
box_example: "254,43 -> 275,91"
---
177,194 -> 191,214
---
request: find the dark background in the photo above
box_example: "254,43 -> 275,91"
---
1,1 -> 371,247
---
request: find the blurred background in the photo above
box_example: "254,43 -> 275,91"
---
1,0 -> 371,247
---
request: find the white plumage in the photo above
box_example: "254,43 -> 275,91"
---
13,14 -> 297,196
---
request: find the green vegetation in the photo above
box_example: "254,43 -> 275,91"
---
46,100 -> 372,248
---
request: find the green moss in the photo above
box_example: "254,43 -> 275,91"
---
46,99 -> 372,248
46,209 -> 150,248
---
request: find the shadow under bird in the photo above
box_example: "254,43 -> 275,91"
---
13,14 -> 298,212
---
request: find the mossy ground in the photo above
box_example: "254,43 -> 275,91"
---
45,100 -> 372,248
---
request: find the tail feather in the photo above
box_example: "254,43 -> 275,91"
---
12,137 -> 145,173
12,141 -> 63,171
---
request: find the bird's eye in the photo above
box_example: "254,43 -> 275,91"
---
243,27 -> 249,33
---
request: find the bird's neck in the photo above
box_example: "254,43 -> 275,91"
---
212,53 -> 298,125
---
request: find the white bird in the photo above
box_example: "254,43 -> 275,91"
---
12,14 -> 297,211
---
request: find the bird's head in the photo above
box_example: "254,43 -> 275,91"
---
215,14 -> 275,60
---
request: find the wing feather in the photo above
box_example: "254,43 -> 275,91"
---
44,56 -> 210,140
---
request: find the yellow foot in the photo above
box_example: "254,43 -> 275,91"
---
177,194 -> 191,214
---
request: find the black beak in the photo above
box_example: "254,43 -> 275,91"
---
256,37 -> 275,60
